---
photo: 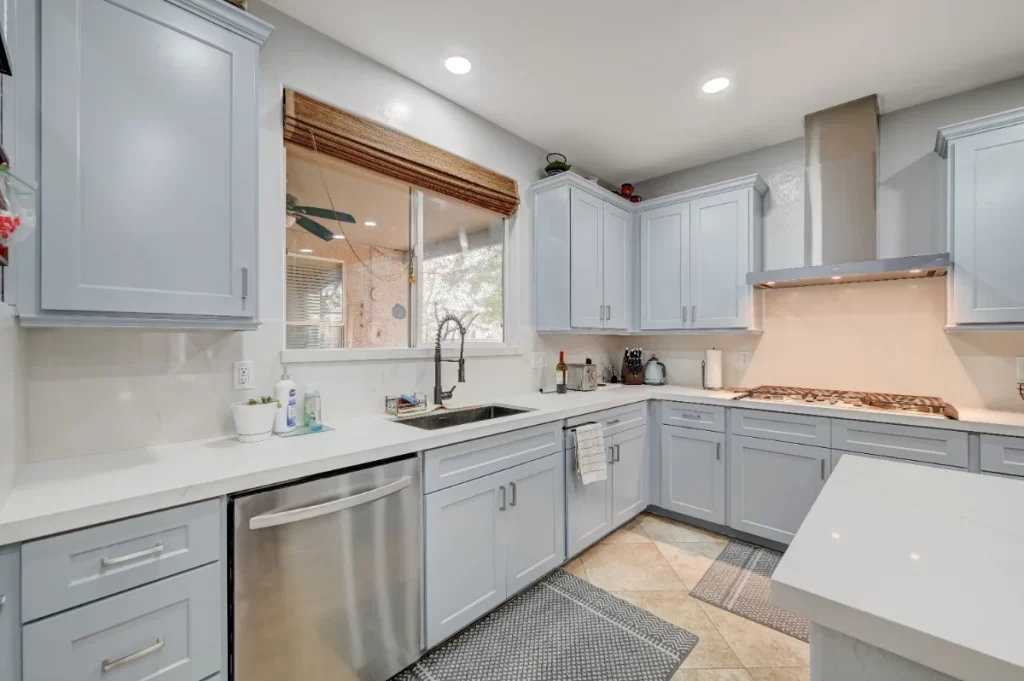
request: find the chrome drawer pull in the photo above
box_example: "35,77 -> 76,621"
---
0,594 -> 6,612
102,638 -> 164,673
509,482 -> 517,507
101,542 -> 164,567
499,485 -> 507,511
605,419 -> 620,426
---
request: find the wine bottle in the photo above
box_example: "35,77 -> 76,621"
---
556,350 -> 567,394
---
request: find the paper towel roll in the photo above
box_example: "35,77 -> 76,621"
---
704,349 -> 723,390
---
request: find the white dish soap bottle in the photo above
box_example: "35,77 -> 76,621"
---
274,370 -> 297,433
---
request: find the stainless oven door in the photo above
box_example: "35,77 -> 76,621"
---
232,455 -> 421,681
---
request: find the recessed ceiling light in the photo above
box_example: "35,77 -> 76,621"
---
444,56 -> 472,75
364,221 -> 377,227
298,248 -> 313,254
701,77 -> 730,94
830,275 -> 842,280
333,235 -> 346,240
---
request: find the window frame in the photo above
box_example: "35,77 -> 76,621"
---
281,184 -> 518,364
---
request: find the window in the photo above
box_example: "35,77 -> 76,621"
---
284,144 -> 508,352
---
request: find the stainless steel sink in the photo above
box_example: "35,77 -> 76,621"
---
395,404 -> 531,430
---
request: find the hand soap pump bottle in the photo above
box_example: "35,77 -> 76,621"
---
274,370 -> 297,433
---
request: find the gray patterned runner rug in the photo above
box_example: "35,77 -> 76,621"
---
689,539 -> 809,642
392,569 -> 698,681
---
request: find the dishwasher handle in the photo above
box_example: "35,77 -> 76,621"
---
249,476 -> 413,530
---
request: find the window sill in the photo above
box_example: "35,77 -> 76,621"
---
281,345 -> 522,364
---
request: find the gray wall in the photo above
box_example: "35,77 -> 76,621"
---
636,77 -> 1024,271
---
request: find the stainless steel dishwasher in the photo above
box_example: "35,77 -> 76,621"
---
231,454 -> 420,681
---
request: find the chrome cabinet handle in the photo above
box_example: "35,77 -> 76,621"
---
605,418 -> 620,426
607,305 -> 612,320
250,477 -> 412,530
0,594 -> 6,613
820,460 -> 825,480
612,444 -> 620,462
680,413 -> 701,421
499,485 -> 507,511
241,266 -> 249,300
509,482 -> 517,507
691,305 -> 696,323
102,639 -> 165,673
682,306 -> 687,323
716,442 -> 721,461
102,543 -> 164,568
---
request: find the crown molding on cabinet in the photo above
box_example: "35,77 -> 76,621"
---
935,106 -> 1024,158
529,172 -> 635,211
166,0 -> 274,45
529,171 -> 767,214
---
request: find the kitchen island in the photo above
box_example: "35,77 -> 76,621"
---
772,455 -> 1024,681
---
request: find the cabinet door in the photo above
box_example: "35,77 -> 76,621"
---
611,428 -> 647,527
951,125 -> 1024,324
425,473 -> 507,647
0,546 -> 19,681
639,203 -> 689,329
661,426 -> 726,525
690,190 -> 750,329
41,0 -> 257,317
569,188 -> 605,328
729,436 -> 830,545
505,454 -> 565,595
602,202 -> 631,329
565,446 -> 613,558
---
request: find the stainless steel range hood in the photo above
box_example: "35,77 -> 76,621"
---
747,95 -> 950,289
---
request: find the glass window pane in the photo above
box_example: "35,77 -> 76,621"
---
421,192 -> 505,343
285,144 -> 412,349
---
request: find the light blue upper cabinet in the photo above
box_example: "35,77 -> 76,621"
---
533,174 -> 635,332
602,202 -> 631,330
569,188 -> 605,329
21,0 -> 272,328
690,191 -> 751,329
639,202 -> 688,329
638,177 -> 765,332
937,108 -> 1024,328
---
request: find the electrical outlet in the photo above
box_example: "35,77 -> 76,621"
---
1017,357 -> 1024,382
530,352 -> 546,369
234,360 -> 254,390
739,352 -> 751,367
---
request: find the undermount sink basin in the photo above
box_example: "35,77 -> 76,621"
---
395,404 -> 531,430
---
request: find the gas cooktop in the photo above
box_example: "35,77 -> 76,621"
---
734,385 -> 958,419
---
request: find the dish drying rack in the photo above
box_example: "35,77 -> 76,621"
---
386,392 -> 428,417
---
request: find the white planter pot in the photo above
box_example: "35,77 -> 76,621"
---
231,401 -> 279,443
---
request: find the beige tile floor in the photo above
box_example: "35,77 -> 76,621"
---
564,513 -> 810,681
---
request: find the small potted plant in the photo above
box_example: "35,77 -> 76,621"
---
231,396 -> 280,443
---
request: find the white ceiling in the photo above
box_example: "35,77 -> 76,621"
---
265,0 -> 1024,183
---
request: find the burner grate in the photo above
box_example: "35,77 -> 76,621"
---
736,385 -> 958,419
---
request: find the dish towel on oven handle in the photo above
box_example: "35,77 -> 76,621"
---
574,422 -> 607,485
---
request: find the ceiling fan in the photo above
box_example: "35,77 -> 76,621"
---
286,193 -> 355,241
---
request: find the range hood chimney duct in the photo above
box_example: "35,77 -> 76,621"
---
748,94 -> 949,289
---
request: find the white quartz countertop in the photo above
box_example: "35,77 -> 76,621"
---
772,455 -> 1024,681
2,383 -> 1024,545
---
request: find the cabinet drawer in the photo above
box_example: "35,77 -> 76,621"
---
732,409 -> 830,446
661,402 -> 725,432
424,422 -> 561,493
831,420 -> 968,468
565,403 -> 646,440
831,449 -> 957,471
22,500 -> 220,622
23,563 -> 221,681
980,434 -> 1024,477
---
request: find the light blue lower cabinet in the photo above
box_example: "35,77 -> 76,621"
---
505,454 -> 565,595
611,427 -> 647,527
565,444 -> 612,558
22,563 -> 221,681
0,546 -> 20,681
661,426 -> 726,525
728,435 -> 830,545
424,452 -> 565,649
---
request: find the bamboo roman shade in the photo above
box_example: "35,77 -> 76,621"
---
284,90 -> 520,217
